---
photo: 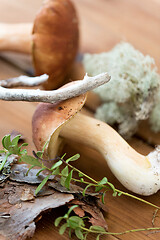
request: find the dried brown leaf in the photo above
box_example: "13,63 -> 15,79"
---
68,198 -> 108,231
49,180 -> 108,230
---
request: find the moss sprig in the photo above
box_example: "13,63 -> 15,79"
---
1,134 -> 160,239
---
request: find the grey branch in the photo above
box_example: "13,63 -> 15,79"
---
0,73 -> 110,103
0,74 -> 48,88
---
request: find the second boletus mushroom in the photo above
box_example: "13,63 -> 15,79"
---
0,0 -> 79,89
32,86 -> 160,196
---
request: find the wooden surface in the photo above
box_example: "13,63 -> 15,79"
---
0,0 -> 160,239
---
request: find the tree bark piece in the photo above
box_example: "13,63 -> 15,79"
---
0,182 -> 73,240
0,164 -> 108,240
0,164 -> 74,240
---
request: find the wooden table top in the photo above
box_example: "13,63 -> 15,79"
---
0,0 -> 160,239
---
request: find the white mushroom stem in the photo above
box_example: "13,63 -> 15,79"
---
0,73 -> 110,103
0,23 -> 32,53
60,113 -> 160,196
0,74 -> 48,88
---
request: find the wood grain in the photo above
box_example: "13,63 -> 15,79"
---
72,0 -> 160,70
0,0 -> 160,240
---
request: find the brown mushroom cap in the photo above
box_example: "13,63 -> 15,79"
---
32,0 -> 79,90
32,81 -> 87,160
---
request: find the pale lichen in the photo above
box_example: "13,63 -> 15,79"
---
149,91 -> 160,133
83,42 -> 160,137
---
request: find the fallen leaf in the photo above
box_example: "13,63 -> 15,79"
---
68,198 -> 108,231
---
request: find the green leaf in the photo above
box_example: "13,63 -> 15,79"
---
55,217 -> 64,227
95,185 -> 103,192
78,172 -> 84,177
60,176 -> 66,187
75,228 -> 84,240
65,170 -> 73,190
61,153 -> 66,159
21,155 -> 42,167
67,216 -> 84,229
107,182 -> 116,192
7,146 -> 19,155
61,166 -> 68,177
63,213 -> 69,219
52,167 -> 60,175
66,154 -> 80,163
1,134 -> 28,155
98,177 -> 108,185
2,135 -> 12,149
118,192 -> 122,196
2,136 -> 6,149
35,174 -> 51,195
35,140 -> 49,159
50,160 -> 62,170
0,150 -> 5,153
82,183 -> 93,196
11,135 -> 21,146
19,149 -> 27,155
5,136 -> 12,149
112,192 -> 117,197
20,143 -> 28,147
90,225 -> 106,233
59,223 -> 68,235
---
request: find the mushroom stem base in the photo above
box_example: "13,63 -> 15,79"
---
0,23 -> 32,53
60,113 -> 160,195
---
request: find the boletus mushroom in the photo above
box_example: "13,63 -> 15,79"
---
32,86 -> 160,196
0,0 -> 79,89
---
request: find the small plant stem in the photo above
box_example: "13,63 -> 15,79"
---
81,226 -> 160,236
71,177 -> 96,186
67,163 -> 98,184
0,153 -> 10,171
65,163 -> 160,209
115,189 -> 160,210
